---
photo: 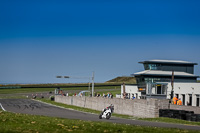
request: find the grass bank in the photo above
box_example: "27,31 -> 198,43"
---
0,110 -> 199,133
139,117 -> 200,126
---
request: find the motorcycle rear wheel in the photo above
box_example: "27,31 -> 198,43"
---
99,114 -> 102,119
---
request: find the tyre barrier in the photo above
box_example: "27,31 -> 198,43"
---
159,109 -> 200,122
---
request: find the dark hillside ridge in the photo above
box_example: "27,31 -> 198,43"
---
106,76 -> 136,84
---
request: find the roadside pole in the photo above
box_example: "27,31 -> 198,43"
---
92,71 -> 95,97
56,72 -> 95,97
171,71 -> 174,100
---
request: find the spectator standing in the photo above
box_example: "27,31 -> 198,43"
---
132,96 -> 135,100
177,98 -> 182,105
111,93 -> 113,99
172,96 -> 178,104
107,93 -> 110,98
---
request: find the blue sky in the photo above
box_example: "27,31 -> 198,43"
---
0,0 -> 200,84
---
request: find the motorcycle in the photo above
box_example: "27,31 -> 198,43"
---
99,104 -> 114,119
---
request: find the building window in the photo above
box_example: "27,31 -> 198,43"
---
146,83 -> 167,95
144,64 -> 161,70
150,64 -> 157,70
144,64 -> 149,70
144,78 -> 161,83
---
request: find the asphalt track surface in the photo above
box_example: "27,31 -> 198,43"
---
0,99 -> 200,131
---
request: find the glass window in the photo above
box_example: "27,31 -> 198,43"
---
149,64 -> 157,70
144,63 -> 161,70
161,85 -> 167,94
144,64 -> 149,70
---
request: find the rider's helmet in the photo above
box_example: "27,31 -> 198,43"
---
110,104 -> 114,108
109,104 -> 114,112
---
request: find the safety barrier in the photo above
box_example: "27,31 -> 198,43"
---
55,95 -> 169,118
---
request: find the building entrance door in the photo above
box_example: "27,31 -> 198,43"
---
196,95 -> 199,107
157,85 -> 161,94
182,94 -> 185,105
188,94 -> 192,106
176,94 -> 179,99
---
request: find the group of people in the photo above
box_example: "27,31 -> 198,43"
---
172,96 -> 182,105
93,92 -> 113,98
102,92 -> 113,98
95,93 -> 101,97
122,93 -> 134,99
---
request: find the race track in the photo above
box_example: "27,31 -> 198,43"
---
0,99 -> 200,131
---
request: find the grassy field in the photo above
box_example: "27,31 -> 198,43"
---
0,83 -> 122,88
0,85 -> 120,95
0,87 -> 56,94
0,110 -> 199,133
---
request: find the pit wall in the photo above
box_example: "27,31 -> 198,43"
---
55,95 -> 169,118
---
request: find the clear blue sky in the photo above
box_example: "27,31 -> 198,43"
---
0,0 -> 200,84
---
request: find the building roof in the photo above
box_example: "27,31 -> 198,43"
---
133,70 -> 199,77
139,59 -> 198,65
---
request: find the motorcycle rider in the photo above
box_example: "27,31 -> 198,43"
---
99,104 -> 114,119
103,104 -> 114,113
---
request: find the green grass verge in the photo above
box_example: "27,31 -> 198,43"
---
0,88 -> 56,94
0,95 -> 27,99
139,117 -> 200,126
0,110 -> 199,133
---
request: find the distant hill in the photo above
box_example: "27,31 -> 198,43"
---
106,76 -> 137,84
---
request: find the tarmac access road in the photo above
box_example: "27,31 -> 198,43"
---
0,99 -> 200,131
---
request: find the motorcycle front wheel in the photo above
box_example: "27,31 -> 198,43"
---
106,112 -> 111,119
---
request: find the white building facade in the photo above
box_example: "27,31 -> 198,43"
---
121,82 -> 200,107
167,83 -> 200,106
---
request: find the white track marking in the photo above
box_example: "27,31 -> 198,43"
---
0,103 -> 6,111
